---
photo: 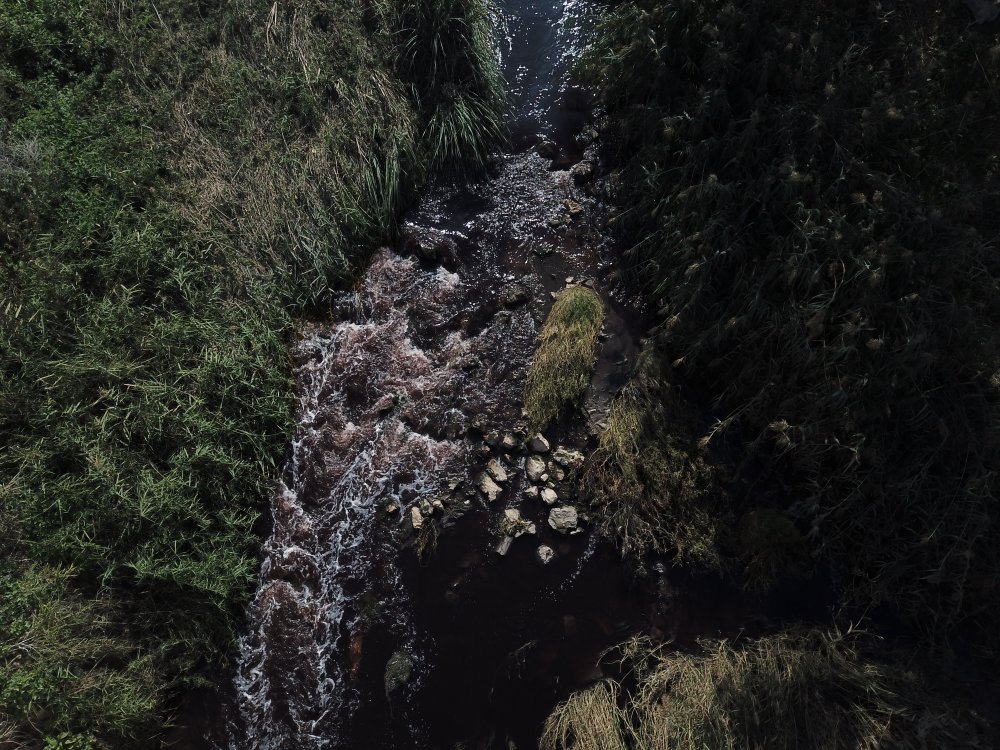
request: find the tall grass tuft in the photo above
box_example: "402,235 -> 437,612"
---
524,287 -> 605,432
397,0 -> 508,175
542,631 -> 988,750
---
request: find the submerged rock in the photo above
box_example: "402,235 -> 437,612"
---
548,505 -> 578,533
384,650 -> 414,695
525,456 -> 546,483
570,160 -> 594,183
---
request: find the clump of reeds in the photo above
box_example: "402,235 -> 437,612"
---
524,287 -> 605,432
542,630 -> 986,750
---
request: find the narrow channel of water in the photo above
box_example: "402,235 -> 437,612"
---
218,3 -> 790,748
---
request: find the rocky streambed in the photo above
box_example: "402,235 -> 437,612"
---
181,3 -> 824,749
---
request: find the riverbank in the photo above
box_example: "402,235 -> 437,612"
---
0,1 -> 503,745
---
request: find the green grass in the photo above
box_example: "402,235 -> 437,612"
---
542,631 -> 987,750
524,287 -> 605,431
581,0 -> 999,649
0,0 -> 505,745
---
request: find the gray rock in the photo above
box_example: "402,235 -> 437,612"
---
496,535 -> 514,556
385,650 -> 414,695
541,488 -> 559,506
486,458 -> 508,483
501,433 -> 519,451
410,505 -> 424,530
523,485 -> 540,501
525,456 -> 546,483
527,434 -> 550,453
548,463 -> 566,482
537,545 -> 555,564
504,508 -> 522,524
478,473 -> 503,502
501,284 -> 531,308
552,447 -> 585,469
485,430 -> 502,447
548,505 -> 578,533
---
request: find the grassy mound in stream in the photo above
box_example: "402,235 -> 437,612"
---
541,631 -> 986,750
0,0 -> 503,746
524,286 -> 605,431
580,0 -> 1000,648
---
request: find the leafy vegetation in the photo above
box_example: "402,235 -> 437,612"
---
542,631 -> 987,750
580,0 -> 999,648
524,286 -> 605,431
0,0 -> 503,746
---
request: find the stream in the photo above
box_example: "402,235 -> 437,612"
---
196,3 -> 794,749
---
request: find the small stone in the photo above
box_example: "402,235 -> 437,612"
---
501,284 -> 531,308
525,456 -> 546,483
523,485 -> 540,501
496,535 -> 514,556
541,474 -> 550,483
432,499 -> 445,512
537,545 -> 555,564
583,278 -> 595,288
478,473 -> 503,502
548,505 -> 578,533
527,434 -> 550,453
541,488 -> 559,505
525,522 -> 537,535
552,447 -> 585,469
410,506 -> 424,530
501,433 -> 519,451
548,463 -> 566,482
486,458 -> 508,482
564,199 -> 584,216
565,276 -> 575,284
504,508 -> 522,524
485,430 -> 501,447
419,498 -> 433,516
535,139 -> 558,158
385,502 -> 399,514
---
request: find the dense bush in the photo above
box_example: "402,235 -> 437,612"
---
0,0 -> 504,746
582,0 -> 999,648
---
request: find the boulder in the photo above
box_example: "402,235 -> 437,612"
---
527,434 -> 550,453
570,160 -> 594,184
478,473 -> 503,502
540,488 -> 559,505
384,650 -> 414,695
501,433 -> 519,451
548,505 -> 578,533
525,456 -> 546,483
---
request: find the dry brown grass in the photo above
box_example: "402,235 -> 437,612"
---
543,631 -> 987,750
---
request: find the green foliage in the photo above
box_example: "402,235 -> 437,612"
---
397,0 -> 508,175
524,287 -> 605,431
542,631 -> 987,750
586,346 -> 720,564
583,0 -> 1000,646
0,0 -> 504,745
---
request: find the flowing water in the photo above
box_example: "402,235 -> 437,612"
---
204,3 -> 809,749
